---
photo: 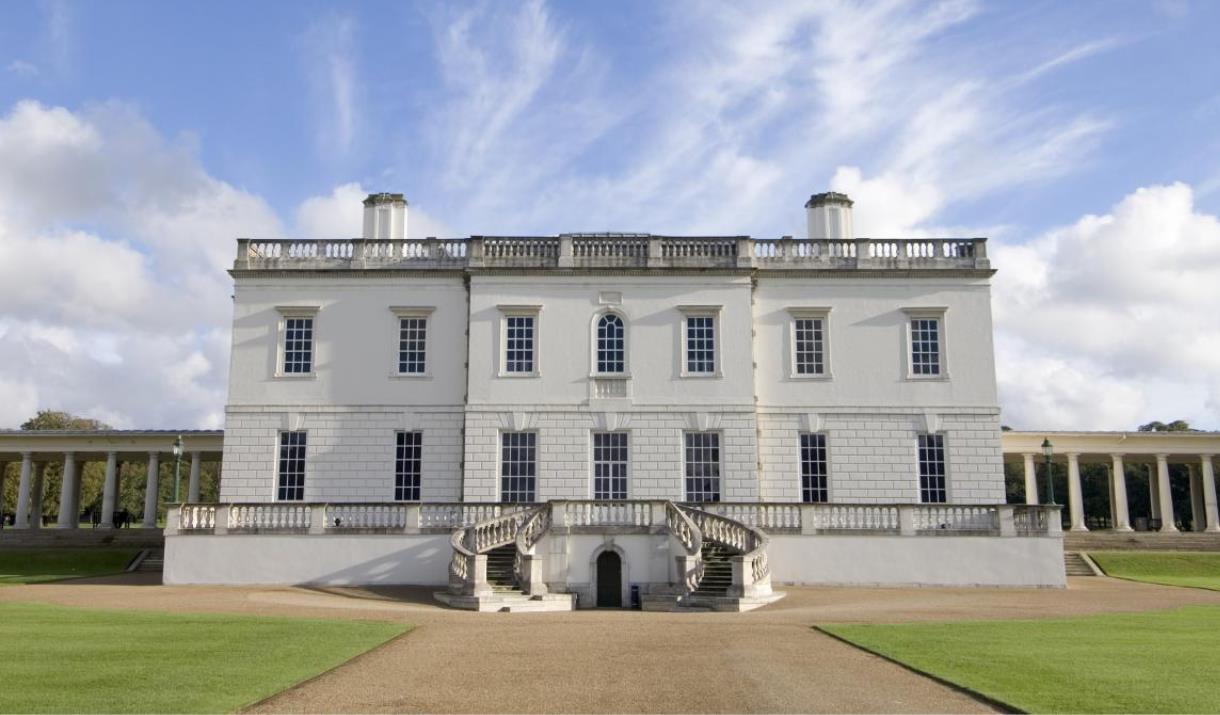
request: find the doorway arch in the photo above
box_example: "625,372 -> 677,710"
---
595,550 -> 623,608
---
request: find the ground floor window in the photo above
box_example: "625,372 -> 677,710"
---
277,431 -> 306,501
684,432 -> 721,502
918,433 -> 947,503
395,431 -> 422,501
800,432 -> 828,503
501,431 -> 537,502
592,432 -> 628,500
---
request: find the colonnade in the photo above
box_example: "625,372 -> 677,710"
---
1018,451 -> 1219,533
1,448 -> 213,530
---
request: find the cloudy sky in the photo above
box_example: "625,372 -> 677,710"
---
0,0 -> 1218,431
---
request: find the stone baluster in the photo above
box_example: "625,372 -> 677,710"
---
1022,453 -> 1038,504
1110,454 -> 1132,532
1066,453 -> 1087,531
57,452 -> 79,529
1155,454 -> 1178,532
143,452 -> 160,528
1201,456 -> 1219,533
13,453 -> 33,529
187,452 -> 202,503
99,452 -> 119,529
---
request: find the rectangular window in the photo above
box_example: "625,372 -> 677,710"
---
283,317 -> 314,374
395,431 -> 422,501
277,431 -> 306,501
592,432 -> 628,500
505,315 -> 536,373
793,318 -> 825,375
500,432 -> 537,502
397,317 -> 427,374
918,434 -> 947,503
685,316 -> 716,374
684,432 -> 721,502
800,433 -> 828,503
910,318 -> 941,376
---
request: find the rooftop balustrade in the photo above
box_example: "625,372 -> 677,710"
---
234,235 -> 990,272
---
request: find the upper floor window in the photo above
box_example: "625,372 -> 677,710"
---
800,432 -> 829,503
904,308 -> 947,378
277,306 -> 319,377
277,431 -> 306,501
918,433 -> 947,503
592,432 -> 628,500
680,306 -> 720,376
789,307 -> 831,377
596,313 -> 626,374
391,307 -> 433,376
500,305 -> 541,376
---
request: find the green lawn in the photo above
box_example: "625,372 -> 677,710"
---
1088,551 -> 1220,591
0,602 -> 408,713
821,605 -> 1220,713
0,549 -> 140,585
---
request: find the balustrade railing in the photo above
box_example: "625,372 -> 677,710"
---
678,504 -> 771,597
807,504 -> 901,531
228,503 -> 311,531
695,503 -> 801,532
326,503 -> 407,530
913,505 -> 999,533
562,500 -> 653,527
236,237 -> 988,271
1013,505 -> 1050,535
179,504 -> 215,530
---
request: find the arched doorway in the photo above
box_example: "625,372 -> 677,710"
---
595,550 -> 622,607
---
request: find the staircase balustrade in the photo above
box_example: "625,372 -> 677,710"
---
677,504 -> 772,599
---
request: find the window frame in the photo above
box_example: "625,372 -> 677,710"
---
394,430 -> 423,502
787,307 -> 832,379
678,305 -> 722,378
498,305 -> 542,378
902,307 -> 949,380
917,433 -> 948,504
276,430 -> 307,501
389,306 -> 434,378
683,431 -> 722,503
499,430 -> 538,502
275,306 -> 319,379
799,432 -> 830,503
591,311 -> 629,376
590,431 -> 629,500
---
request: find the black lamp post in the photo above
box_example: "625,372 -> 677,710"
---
1041,437 -> 1057,505
172,435 -> 184,503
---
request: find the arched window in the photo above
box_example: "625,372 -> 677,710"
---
596,313 -> 625,374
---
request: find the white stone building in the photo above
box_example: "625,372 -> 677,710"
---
161,191 -> 1066,608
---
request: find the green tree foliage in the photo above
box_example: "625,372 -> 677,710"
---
1138,419 -> 1195,432
20,410 -> 111,432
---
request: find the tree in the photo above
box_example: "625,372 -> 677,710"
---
20,410 -> 110,432
1138,420 -> 1195,433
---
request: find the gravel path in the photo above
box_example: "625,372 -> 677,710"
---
4,576 -> 1218,713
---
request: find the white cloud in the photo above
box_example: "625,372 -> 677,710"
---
994,183 -> 1220,429
302,15 -> 360,158
6,60 -> 39,77
294,182 -> 457,238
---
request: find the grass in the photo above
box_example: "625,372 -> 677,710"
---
0,549 -> 140,585
821,605 -> 1220,713
1088,551 -> 1220,591
0,602 -> 408,713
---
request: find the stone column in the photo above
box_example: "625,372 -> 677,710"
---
1201,456 -> 1219,533
187,452 -> 201,503
1110,454 -> 1132,531
99,452 -> 118,529
56,453 -> 79,528
29,463 -> 45,529
143,452 -> 160,528
13,453 -> 32,529
1156,454 -> 1178,532
1067,453 -> 1088,531
1023,453 -> 1038,505
1188,464 -> 1205,532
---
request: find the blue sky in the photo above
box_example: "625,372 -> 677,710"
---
0,0 -> 1218,430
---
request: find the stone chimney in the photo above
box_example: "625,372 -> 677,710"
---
805,192 -> 854,240
362,193 -> 408,240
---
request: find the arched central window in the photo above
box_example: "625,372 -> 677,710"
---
596,313 -> 625,374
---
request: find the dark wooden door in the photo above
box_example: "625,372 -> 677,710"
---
596,551 -> 622,607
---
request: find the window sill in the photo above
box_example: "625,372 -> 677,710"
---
788,373 -> 833,381
389,372 -> 433,380
274,373 -> 317,380
905,374 -> 951,382
680,372 -> 723,379
589,372 -> 631,379
498,372 -> 541,379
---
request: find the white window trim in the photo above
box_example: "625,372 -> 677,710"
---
678,305 -> 722,378
388,306 -> 435,379
498,305 -> 542,378
799,431 -> 831,503
274,429 -> 308,502
902,307 -> 950,380
915,432 -> 950,503
499,429 -> 539,502
274,305 -> 319,379
590,309 -> 631,378
787,307 -> 833,380
588,430 -> 631,500
682,429 -> 724,502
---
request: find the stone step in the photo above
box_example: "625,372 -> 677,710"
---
1063,552 -> 1098,576
1064,532 -> 1220,552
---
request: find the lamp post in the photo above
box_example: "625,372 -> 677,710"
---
172,436 -> 184,503
1041,437 -> 1057,505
